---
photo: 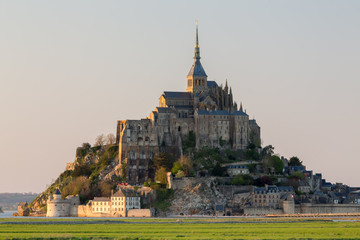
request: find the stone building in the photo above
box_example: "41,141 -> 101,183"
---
110,189 -> 141,217
252,185 -> 293,208
46,188 -> 80,217
91,197 -> 111,214
116,25 -> 261,184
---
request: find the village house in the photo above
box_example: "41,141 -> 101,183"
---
252,185 -> 293,208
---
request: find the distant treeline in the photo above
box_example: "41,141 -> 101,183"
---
0,193 -> 39,210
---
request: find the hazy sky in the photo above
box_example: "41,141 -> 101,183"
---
1,1 -> 359,193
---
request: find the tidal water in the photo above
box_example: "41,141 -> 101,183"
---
0,211 -> 16,218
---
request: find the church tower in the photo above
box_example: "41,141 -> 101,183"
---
186,23 -> 208,93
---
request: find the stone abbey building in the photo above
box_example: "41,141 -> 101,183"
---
116,26 -> 261,184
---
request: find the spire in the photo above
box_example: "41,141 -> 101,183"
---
187,21 -> 207,78
224,79 -> 228,93
239,102 -> 243,112
194,20 -> 200,59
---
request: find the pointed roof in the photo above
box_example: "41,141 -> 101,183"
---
187,22 -> 207,77
55,188 -> 61,195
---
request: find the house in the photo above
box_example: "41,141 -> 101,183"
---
221,162 -> 250,176
91,197 -> 111,213
110,189 -> 141,217
252,185 -> 294,208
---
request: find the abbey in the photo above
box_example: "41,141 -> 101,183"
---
116,26 -> 260,184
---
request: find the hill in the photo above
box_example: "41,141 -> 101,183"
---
0,193 -> 39,210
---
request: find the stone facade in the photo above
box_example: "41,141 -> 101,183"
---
116,26 -> 261,185
46,188 -> 80,217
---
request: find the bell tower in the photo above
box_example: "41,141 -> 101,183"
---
186,22 -> 208,93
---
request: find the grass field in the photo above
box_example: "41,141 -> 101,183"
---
1,217 -> 360,239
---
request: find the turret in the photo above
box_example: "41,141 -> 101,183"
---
53,188 -> 62,200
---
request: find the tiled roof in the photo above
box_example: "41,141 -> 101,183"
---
162,92 -> 192,99
187,59 -> 207,77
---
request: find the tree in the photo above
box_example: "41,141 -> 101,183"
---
105,133 -> 116,145
255,176 -> 273,187
232,174 -> 254,185
178,155 -> 193,176
94,134 -> 105,147
171,162 -> 182,175
175,170 -> 185,178
82,143 -> 91,149
262,145 -> 274,157
152,153 -> 173,171
212,163 -> 225,176
271,155 -> 284,174
155,167 -> 168,185
291,171 -> 305,180
289,156 -> 303,166
99,181 -> 114,197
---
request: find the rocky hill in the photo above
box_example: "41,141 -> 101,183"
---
30,143 -> 123,213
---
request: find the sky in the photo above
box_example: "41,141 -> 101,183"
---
0,1 -> 359,193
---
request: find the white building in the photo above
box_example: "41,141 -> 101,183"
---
111,189 -> 141,217
91,197 -> 111,213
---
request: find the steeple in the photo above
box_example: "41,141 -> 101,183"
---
186,21 -> 208,93
194,21 -> 200,60
224,80 -> 228,93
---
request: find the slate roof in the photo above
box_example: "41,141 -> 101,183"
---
162,91 -> 192,99
55,188 -> 61,195
112,189 -> 139,198
249,119 -> 258,125
155,107 -> 176,113
93,197 -> 110,202
207,81 -> 218,87
233,110 -> 248,116
197,109 -> 248,116
197,110 -> 231,116
278,186 -> 293,192
187,59 -> 207,77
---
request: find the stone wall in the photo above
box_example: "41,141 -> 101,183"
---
295,204 -> 360,214
127,209 -> 153,217
244,206 -> 283,215
172,177 -> 196,190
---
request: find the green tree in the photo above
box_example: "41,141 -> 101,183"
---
171,162 -> 182,175
183,131 -> 196,152
175,170 -> 185,178
262,145 -> 274,157
291,171 -> 305,180
152,153 -> 174,171
232,174 -> 254,185
289,156 -> 303,166
255,176 -> 273,187
155,167 -> 168,185
272,155 -> 284,174
212,163 -> 225,176
178,155 -> 193,176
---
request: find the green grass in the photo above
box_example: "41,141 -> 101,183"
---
1,218 -> 360,239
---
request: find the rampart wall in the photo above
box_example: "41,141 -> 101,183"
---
127,209 -> 153,217
295,204 -> 360,214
